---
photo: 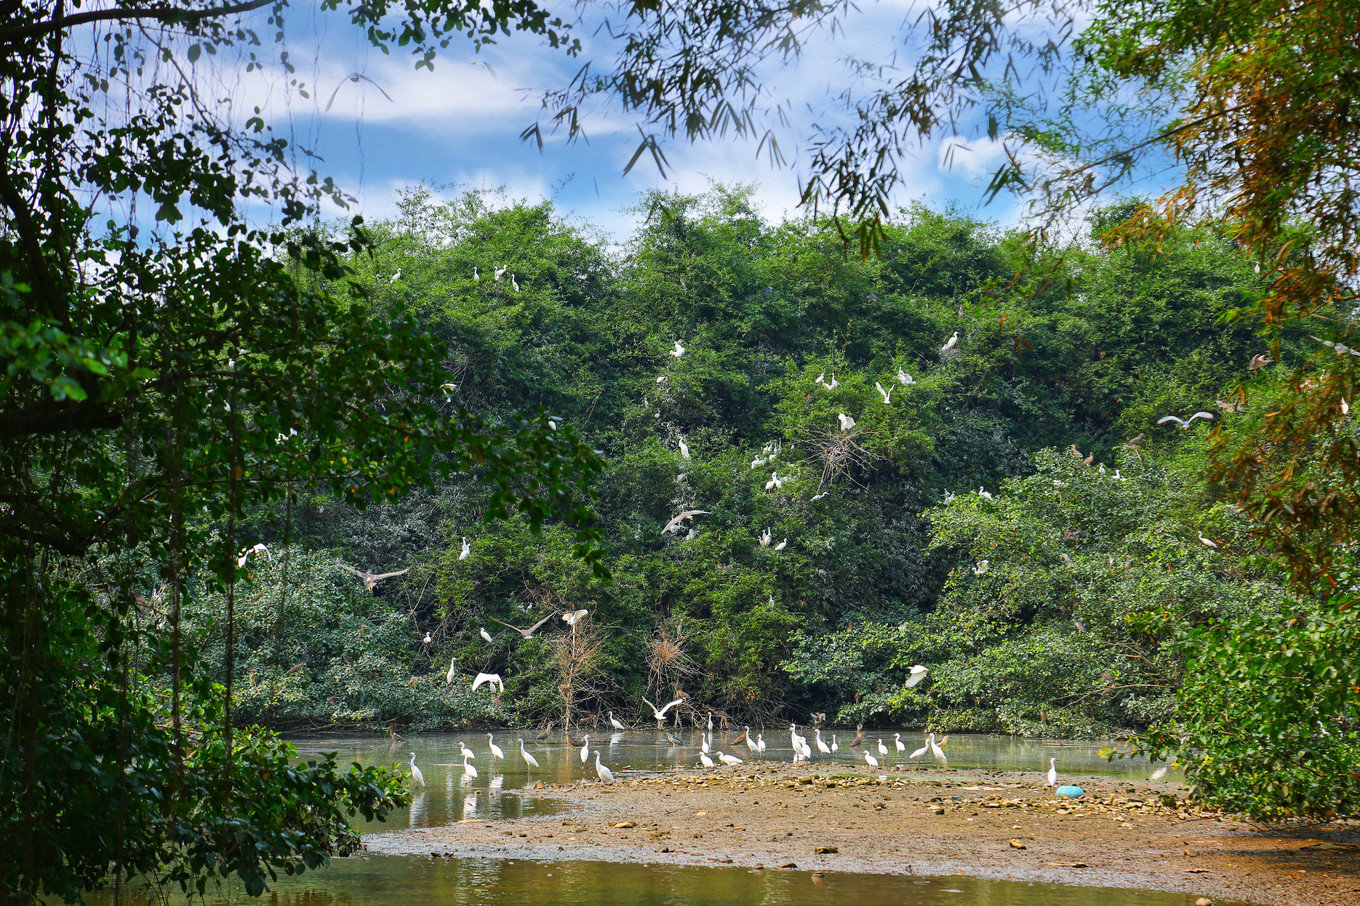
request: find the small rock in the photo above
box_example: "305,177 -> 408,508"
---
779,862 -> 798,869
1195,899 -> 1213,906
613,821 -> 636,829
930,805 -> 945,815
815,846 -> 838,854
1009,839 -> 1028,849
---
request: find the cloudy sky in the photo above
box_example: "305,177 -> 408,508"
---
214,1 -> 1122,242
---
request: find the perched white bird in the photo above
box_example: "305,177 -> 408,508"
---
594,752 -> 615,782
699,752 -> 715,767
943,491 -> 956,503
759,527 -> 773,547
658,375 -> 668,384
828,374 -> 840,390
237,542 -> 270,569
717,751 -> 743,767
816,729 -> 832,755
876,381 -> 893,404
580,735 -> 591,764
973,560 -> 989,575
480,627 -> 493,644
864,751 -> 879,767
389,269 -> 402,284
463,753 -> 478,779
445,655 -> 458,684
1157,412 -> 1214,429
815,372 -> 827,386
422,631 -> 433,645
408,752 -> 425,786
811,491 -> 828,501
774,538 -> 788,552
678,436 -> 690,459
750,456 -> 765,470
910,734 -> 931,759
562,609 -> 589,628
897,369 -> 914,385
460,537 -> 471,560
609,711 -> 627,731
510,274 -> 520,292
669,339 -> 686,360
471,672 -> 504,693
906,664 -> 929,688
894,733 -> 906,753
487,733 -> 504,760
765,471 -> 784,490
473,266 -> 480,281
1198,532 -> 1218,549
941,331 -> 958,353
1047,757 -> 1058,787
977,487 -> 993,501
643,696 -> 686,725
837,413 -> 856,431
494,265 -> 507,282
518,738 -> 539,769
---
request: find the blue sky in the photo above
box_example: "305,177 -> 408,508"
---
219,1 -> 1149,242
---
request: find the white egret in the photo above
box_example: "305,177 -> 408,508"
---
1157,412 -> 1214,429
941,331 -> 958,353
774,538 -> 788,551
910,734 -> 931,759
1198,532 -> 1218,550
943,491 -> 955,503
811,491 -> 827,501
717,751 -> 743,766
609,711 -> 627,731
837,413 -> 856,431
976,487 -> 993,501
1047,757 -> 1058,787
473,266 -> 480,281
678,436 -> 690,459
906,665 -> 929,688
877,738 -> 889,759
864,751 -> 879,767
765,471 -> 784,490
440,382 -> 457,399
742,726 -> 758,755
897,369 -> 914,385
930,734 -> 947,765
671,339 -> 685,359
707,712 -> 714,732
489,612 -> 557,639
237,542 -> 270,569
1313,335 -> 1360,357
894,733 -> 906,753
445,655 -> 457,684
828,374 -> 840,390
460,537 -> 471,560
759,528 -> 773,547
642,696 -> 686,725
658,375 -> 668,384
562,609 -> 590,627
700,733 -> 711,754
422,631 -> 432,645
830,734 -> 838,754
594,752 -> 615,782
510,274 -> 520,292
580,735 -> 591,764
471,672 -> 504,693
757,733 -> 766,756
494,265 -> 506,282
487,733 -> 504,761
750,456 -> 765,469
337,562 -> 410,592
876,381 -> 893,404
662,509 -> 711,534
518,738 -> 539,769
408,752 -> 425,786
479,627 -> 493,644
463,752 -> 478,779
699,752 -> 715,767
973,560 -> 989,575
815,729 -> 831,755
389,269 -> 402,284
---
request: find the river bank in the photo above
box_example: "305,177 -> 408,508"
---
366,763 -> 1360,906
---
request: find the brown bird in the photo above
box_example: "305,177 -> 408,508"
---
535,721 -> 554,740
849,725 -> 865,748
1063,528 -> 1085,541
336,561 -> 409,592
489,612 -> 558,639
730,729 -> 748,747
565,732 -> 585,747
1126,433 -> 1146,447
1248,353 -> 1270,371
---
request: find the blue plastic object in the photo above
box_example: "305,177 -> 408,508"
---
1055,785 -> 1085,799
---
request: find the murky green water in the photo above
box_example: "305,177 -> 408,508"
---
93,853 -> 1229,905
288,729 -> 1172,831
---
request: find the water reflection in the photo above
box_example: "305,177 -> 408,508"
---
93,854 -> 1229,906
287,729 -> 1173,833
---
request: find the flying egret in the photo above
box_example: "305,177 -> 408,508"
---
440,382 -> 457,399
774,538 -> 788,551
445,655 -> 457,684
816,729 -> 831,755
489,612 -> 557,639
460,537 -> 471,560
518,738 -> 539,769
876,381 -> 893,403
479,627 -> 493,644
1157,412 -> 1214,429
237,543 -> 270,569
463,752 -> 478,779
717,751 -> 743,767
336,562 -> 410,592
678,436 -> 690,459
643,696 -> 685,725
487,733 -> 504,761
864,751 -> 879,767
897,369 -> 914,385
471,672 -> 504,694
408,752 -> 425,786
671,339 -> 685,359
699,752 -> 715,767
609,711 -> 627,731
837,413 -> 856,431
906,665 -> 929,688
1047,757 -> 1058,787
941,331 -> 958,353
910,734 -> 931,759
580,735 -> 591,764
594,752 -> 615,782
662,509 -> 711,534
894,733 -> 906,753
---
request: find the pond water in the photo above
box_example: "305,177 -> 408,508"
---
95,852 -> 1230,906
288,728 -> 1172,831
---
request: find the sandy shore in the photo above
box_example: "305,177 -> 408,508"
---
365,763 -> 1360,905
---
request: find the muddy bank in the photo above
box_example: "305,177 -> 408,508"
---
366,763 -> 1360,906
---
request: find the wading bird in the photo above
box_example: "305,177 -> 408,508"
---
472,672 -> 504,694
643,696 -> 686,726
562,609 -> 589,627
518,738 -> 539,769
910,734 -> 931,759
816,729 -> 831,755
897,369 -> 914,385
699,752 -> 714,768
774,538 -> 788,551
238,543 -> 270,569
408,752 -> 424,786
337,562 -> 409,592
930,734 -> 947,765
1198,532 -> 1218,550
594,752 -> 615,782
463,752 -> 478,779
876,381 -> 893,404
609,711 -> 627,731
1047,757 -> 1058,787
864,750 -> 879,767
678,436 -> 690,459
580,735 -> 591,764
445,655 -> 457,684
487,734 -> 504,761
489,612 -> 557,639
894,733 -> 906,754
717,751 -> 743,767
324,71 -> 395,111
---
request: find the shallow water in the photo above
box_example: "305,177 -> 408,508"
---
94,852 -> 1228,906
289,729 -> 1171,831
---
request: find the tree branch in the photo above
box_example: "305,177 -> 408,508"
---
0,0 -> 276,47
